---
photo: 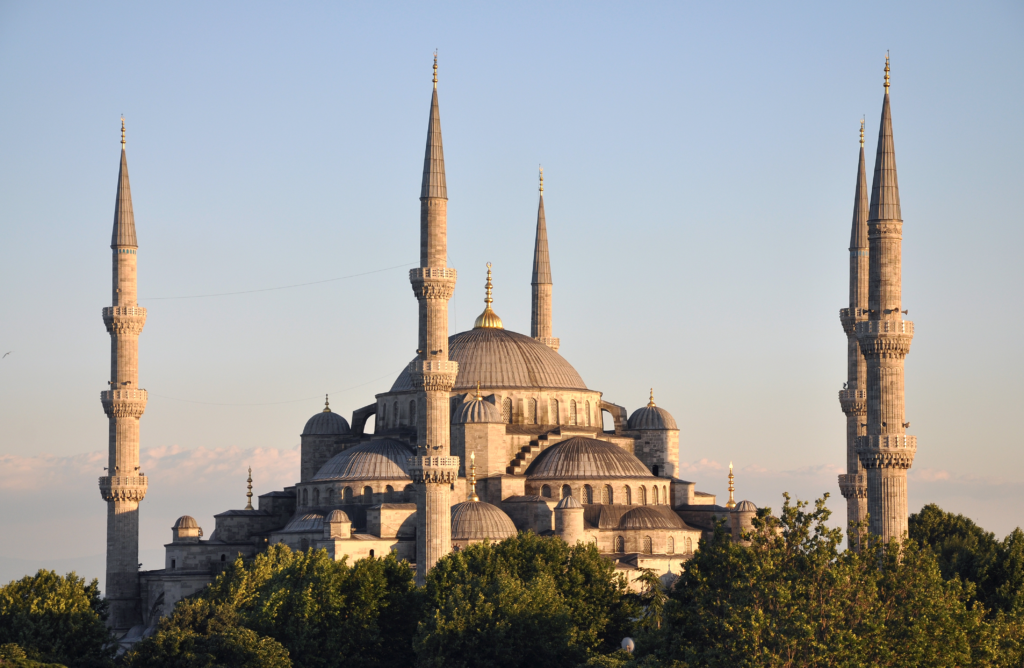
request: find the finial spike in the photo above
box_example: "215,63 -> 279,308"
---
245,466 -> 254,510
475,381 -> 481,399
473,263 -> 504,328
323,394 -> 331,412
120,116 -> 125,150
539,165 -> 544,194
860,117 -> 865,148
884,51 -> 890,93
726,462 -> 735,509
647,388 -> 656,408
433,50 -> 438,89
469,451 -> 479,501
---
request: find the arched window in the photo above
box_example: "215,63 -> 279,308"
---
327,488 -> 334,505
528,398 -> 537,425
343,486 -> 353,502
385,485 -> 394,498
220,553 -> 226,562
502,398 -> 512,424
541,485 -> 551,498
379,404 -> 386,431
643,536 -> 653,554
585,401 -> 591,427
667,536 -> 675,554
615,536 -> 625,553
369,549 -> 375,558
602,485 -> 613,504
550,399 -> 559,424
409,400 -> 416,424
624,485 -> 632,505
300,538 -> 309,551
561,484 -> 572,499
685,537 -> 693,553
313,488 -> 320,505
404,484 -> 414,501
363,486 -> 373,501
302,488 -> 308,506
652,464 -> 660,477
569,400 -> 577,426
663,485 -> 668,505
392,402 -> 399,427
652,486 -> 659,505
583,485 -> 593,504
639,486 -> 647,506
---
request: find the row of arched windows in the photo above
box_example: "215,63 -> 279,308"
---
299,484 -> 413,506
378,400 -> 417,431
613,535 -> 693,554
492,396 -> 594,426
540,483 -> 670,506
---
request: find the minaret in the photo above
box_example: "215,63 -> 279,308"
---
98,118 -> 148,631
408,54 -> 460,584
531,167 -> 559,351
726,462 -> 736,509
838,119 -> 870,547
856,55 -> 916,543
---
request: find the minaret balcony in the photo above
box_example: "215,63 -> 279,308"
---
855,320 -> 914,357
102,306 -> 147,335
839,308 -> 868,332
407,456 -> 460,484
409,268 -> 456,300
408,360 -> 458,392
838,389 -> 867,413
855,434 -> 917,470
837,473 -> 867,499
100,388 -> 148,419
98,475 -> 148,502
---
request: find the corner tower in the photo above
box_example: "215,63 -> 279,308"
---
838,120 -> 870,546
856,56 -> 916,543
531,167 -> 559,351
407,55 -> 460,584
99,119 -> 148,630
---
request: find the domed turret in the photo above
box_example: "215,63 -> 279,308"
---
171,515 -> 202,543
625,390 -> 680,479
731,499 -> 758,545
302,395 -> 351,436
452,385 -> 503,424
324,509 -> 352,540
627,390 -> 678,430
554,495 -> 585,544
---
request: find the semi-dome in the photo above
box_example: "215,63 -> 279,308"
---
281,512 -> 325,533
390,328 -> 587,392
525,436 -> 655,479
450,501 -> 518,541
326,510 -> 351,523
618,506 -> 687,530
734,500 -> 757,513
302,398 -> 351,436
172,515 -> 198,529
554,495 -> 582,510
452,394 -> 503,424
627,391 -> 678,430
312,438 -> 415,481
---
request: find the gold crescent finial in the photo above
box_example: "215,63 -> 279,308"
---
726,462 -> 735,509
120,116 -> 125,149
884,51 -> 890,93
539,165 -> 544,194
860,117 -> 865,148
469,451 -> 479,502
323,394 -> 331,413
475,381 -> 482,399
473,264 -> 504,328
647,388 -> 656,408
433,51 -> 438,89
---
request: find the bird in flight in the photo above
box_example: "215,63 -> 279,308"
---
2,352 -> 10,359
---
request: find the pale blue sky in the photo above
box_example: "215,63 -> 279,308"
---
1,1 -> 1023,583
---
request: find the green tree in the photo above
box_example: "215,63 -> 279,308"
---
0,571 -> 115,668
415,532 -> 638,668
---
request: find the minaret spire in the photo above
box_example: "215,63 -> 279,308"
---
838,119 -> 870,548
408,54 -> 459,584
856,55 -> 916,544
531,166 -> 559,351
99,118 -> 148,631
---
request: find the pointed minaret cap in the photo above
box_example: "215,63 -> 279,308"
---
532,167 -> 552,285
851,121 -> 869,250
421,53 -> 447,199
869,53 -> 901,222
474,263 -> 504,329
111,117 -> 138,248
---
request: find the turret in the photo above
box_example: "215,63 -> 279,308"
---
407,54 -> 460,584
626,389 -> 680,478
98,118 -> 148,631
531,167 -> 559,351
554,494 -> 584,545
838,120 -> 870,548
855,55 -> 917,543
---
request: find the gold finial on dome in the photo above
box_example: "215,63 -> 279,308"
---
323,394 -> 331,413
647,388 -> 656,408
884,51 -> 890,93
469,452 -> 479,502
860,117 -> 865,148
474,381 -> 482,400
433,50 -> 438,89
726,462 -> 736,509
245,466 -> 254,510
539,165 -> 544,194
473,263 -> 504,329
120,116 -> 125,149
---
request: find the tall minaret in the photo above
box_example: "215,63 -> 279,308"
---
856,55 -> 916,543
407,54 -> 459,584
838,119 -> 870,547
99,118 -> 148,631
531,167 -> 559,351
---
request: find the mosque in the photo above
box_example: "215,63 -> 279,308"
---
101,54 -> 918,637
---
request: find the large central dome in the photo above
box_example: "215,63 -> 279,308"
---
390,328 -> 587,392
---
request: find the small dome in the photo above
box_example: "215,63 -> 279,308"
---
450,501 -> 518,541
453,395 -> 503,424
313,438 -> 415,481
326,510 -> 351,523
618,506 -> 687,530
525,436 -> 654,479
281,512 -> 325,533
734,500 -> 757,513
302,408 -> 351,436
173,515 -> 198,529
555,495 -> 582,510
627,392 -> 678,430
